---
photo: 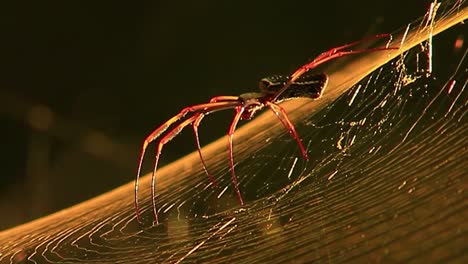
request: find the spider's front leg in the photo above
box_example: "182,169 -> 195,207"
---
227,106 -> 246,206
148,115 -> 199,224
191,95 -> 240,187
135,100 -> 240,224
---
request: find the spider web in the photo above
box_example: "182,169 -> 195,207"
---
0,1 -> 466,263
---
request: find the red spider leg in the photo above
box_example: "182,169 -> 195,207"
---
135,108 -> 198,219
135,100 -> 240,223
209,96 -> 240,102
265,101 -> 309,160
227,106 -> 246,205
150,115 -> 198,224
191,96 -> 240,187
273,35 -> 399,101
192,114 -> 218,187
311,33 -> 393,63
289,46 -> 399,82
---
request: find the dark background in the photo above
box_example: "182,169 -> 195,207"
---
0,1 -> 428,230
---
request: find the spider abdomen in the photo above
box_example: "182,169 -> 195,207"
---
259,73 -> 328,102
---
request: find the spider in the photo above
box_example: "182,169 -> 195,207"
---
135,33 -> 398,224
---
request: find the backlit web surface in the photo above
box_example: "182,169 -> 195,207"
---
0,1 -> 466,263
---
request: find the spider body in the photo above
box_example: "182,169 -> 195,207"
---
236,95 -> 264,120
135,34 -> 398,224
238,73 -> 328,120
259,73 -> 328,101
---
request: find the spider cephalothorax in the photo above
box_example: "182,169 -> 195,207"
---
135,34 -> 398,224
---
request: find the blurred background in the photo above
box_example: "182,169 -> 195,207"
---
0,1 -> 439,230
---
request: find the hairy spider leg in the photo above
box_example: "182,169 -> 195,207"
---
191,96 -> 240,188
135,100 -> 240,223
266,102 -> 309,160
273,34 -> 399,101
228,106 -> 246,205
